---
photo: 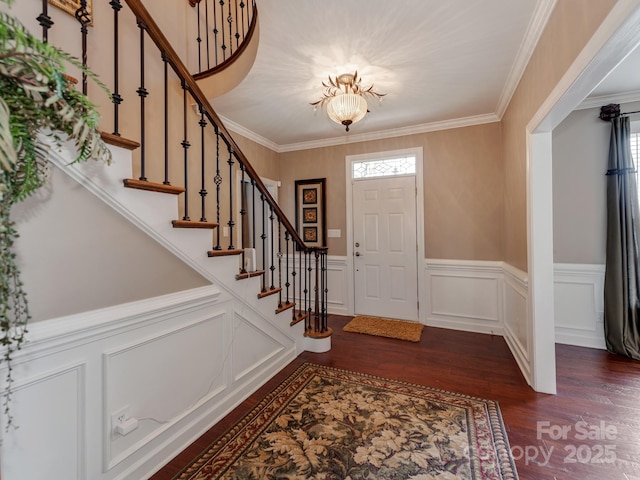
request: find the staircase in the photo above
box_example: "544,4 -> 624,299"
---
32,0 -> 331,343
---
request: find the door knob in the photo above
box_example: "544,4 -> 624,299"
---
355,242 -> 360,247
355,252 -> 361,256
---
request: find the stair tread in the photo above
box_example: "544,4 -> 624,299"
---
236,270 -> 265,280
257,287 -> 281,299
101,131 -> 141,150
172,219 -> 218,229
208,248 -> 244,257
290,309 -> 308,326
123,178 -> 185,195
276,301 -> 295,314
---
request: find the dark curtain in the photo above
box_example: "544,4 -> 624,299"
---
604,115 -> 640,360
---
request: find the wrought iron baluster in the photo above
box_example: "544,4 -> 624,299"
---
304,250 -> 309,325
137,20 -> 149,181
269,205 -> 275,290
75,0 -> 91,95
227,147 -> 235,249
213,125 -> 222,250
219,0 -> 227,61
251,179 -> 256,250
239,163 -> 247,273
199,108 -> 208,222
260,193 -> 267,292
240,1 -> 246,40
304,252 -> 317,330
196,0 -> 202,72
322,251 -> 328,332
181,80 -> 191,220
212,0 -> 219,66
277,219 -> 283,308
204,0 -> 211,70
291,236 -> 296,322
227,0 -> 234,56
110,0 -> 122,136
162,53 -> 170,185
285,231 -> 291,304
293,245 -> 306,324
37,0 -> 53,43
314,250 -> 320,333
234,0 -> 239,50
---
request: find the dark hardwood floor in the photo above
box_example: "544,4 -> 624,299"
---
151,315 -> 640,480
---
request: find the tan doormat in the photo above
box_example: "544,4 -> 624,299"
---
343,315 -> 424,342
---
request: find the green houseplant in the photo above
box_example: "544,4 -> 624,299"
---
0,0 -> 111,427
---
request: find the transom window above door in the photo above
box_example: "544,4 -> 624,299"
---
352,155 -> 416,179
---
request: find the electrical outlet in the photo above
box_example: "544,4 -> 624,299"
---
110,405 -> 131,437
223,226 -> 229,237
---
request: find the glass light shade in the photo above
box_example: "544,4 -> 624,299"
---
326,93 -> 368,128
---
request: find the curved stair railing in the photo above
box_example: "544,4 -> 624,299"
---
189,0 -> 258,77
31,0 -> 330,339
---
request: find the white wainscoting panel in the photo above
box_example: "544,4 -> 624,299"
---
424,259 -> 503,334
554,263 -> 606,349
327,257 -> 349,315
2,364 -> 85,480
0,285 -> 298,480
502,264 -> 531,385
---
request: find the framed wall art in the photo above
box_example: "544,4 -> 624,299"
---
295,178 -> 326,247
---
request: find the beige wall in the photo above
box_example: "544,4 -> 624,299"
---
279,122 -> 504,259
552,101 -> 640,264
501,0 -> 618,272
12,168 -> 210,323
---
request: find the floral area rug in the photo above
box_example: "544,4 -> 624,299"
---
174,363 -> 518,480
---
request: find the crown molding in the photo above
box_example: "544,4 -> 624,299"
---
495,0 -> 557,119
222,113 -> 500,153
277,113 -> 500,153
218,114 -> 281,152
575,89 -> 640,110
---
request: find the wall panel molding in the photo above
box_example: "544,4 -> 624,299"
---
0,285 -> 297,480
425,259 -> 504,334
554,263 -> 606,349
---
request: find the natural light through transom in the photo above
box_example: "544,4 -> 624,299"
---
352,156 -> 416,179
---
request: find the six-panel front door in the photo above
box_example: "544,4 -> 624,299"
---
352,175 -> 418,320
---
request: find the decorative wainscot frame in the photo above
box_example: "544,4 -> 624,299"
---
295,178 -> 326,247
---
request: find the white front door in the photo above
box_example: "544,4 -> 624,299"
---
352,175 -> 418,320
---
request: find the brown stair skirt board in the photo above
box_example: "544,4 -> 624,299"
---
100,131 -> 141,150
304,327 -> 333,339
257,287 -> 281,299
207,249 -> 244,257
172,219 -> 218,229
123,178 -> 185,195
236,270 -> 265,280
275,302 -> 295,315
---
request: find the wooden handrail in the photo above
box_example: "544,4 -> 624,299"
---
124,0 -> 308,250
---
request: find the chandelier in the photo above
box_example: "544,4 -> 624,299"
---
311,72 -> 385,132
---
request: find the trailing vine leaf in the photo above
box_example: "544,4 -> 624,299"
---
0,0 -> 111,428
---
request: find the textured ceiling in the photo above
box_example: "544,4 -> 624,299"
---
210,0 -> 553,150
